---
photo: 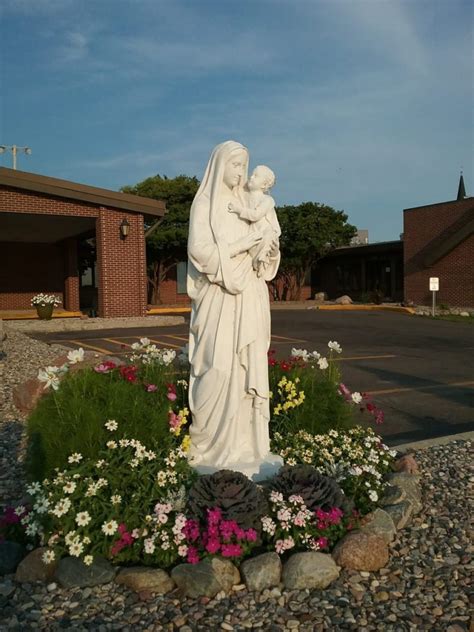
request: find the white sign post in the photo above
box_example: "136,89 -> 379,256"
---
430,277 -> 439,316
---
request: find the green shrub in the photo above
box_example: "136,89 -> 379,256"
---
26,362 -> 188,481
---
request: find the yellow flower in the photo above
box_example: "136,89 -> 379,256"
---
181,435 -> 191,453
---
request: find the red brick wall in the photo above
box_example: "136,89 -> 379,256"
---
0,242 -> 64,309
1,185 -> 149,317
96,208 -> 147,317
404,199 -> 474,307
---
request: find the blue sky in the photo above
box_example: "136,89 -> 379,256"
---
1,0 -> 472,241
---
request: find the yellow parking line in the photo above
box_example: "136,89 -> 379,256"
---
371,381 -> 474,395
146,338 -> 182,349
336,354 -> 397,361
68,339 -> 111,354
103,338 -> 132,348
271,334 -> 306,341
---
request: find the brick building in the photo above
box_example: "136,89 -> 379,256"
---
0,168 -> 165,317
403,189 -> 474,308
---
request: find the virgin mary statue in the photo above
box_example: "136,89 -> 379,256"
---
186,140 -> 283,480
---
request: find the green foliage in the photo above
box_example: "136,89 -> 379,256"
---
273,202 -> 357,299
26,364 -> 187,481
268,351 -> 354,437
121,174 -> 200,303
25,441 -> 197,569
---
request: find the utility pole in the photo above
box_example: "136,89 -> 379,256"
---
0,145 -> 32,169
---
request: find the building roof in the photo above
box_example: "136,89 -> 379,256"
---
403,196 -> 473,213
0,167 -> 166,218
324,240 -> 403,258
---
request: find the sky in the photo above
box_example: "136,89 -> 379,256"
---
1,0 -> 472,242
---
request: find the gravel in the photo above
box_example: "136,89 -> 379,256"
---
1,330 -> 473,631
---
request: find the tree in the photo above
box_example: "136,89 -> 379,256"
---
121,175 -> 200,304
272,202 -> 357,300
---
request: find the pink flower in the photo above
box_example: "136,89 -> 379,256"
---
317,537 -> 328,549
205,538 -> 221,554
94,361 -> 116,373
187,546 -> 200,564
206,507 -> 222,526
338,383 -> 352,401
221,544 -> 242,558
168,411 -> 182,429
183,519 -> 200,542
146,383 -> 157,392
166,383 -> 177,401
245,529 -> 257,542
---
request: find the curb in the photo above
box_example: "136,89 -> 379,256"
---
4,315 -> 185,334
394,430 -> 474,452
147,305 -> 415,315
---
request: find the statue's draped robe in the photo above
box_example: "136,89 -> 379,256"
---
187,141 -> 280,467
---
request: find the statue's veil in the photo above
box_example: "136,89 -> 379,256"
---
187,141 -> 248,297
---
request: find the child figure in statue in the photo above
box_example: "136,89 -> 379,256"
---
228,165 -> 281,277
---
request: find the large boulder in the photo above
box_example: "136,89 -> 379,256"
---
359,508 -> 397,543
13,378 -> 45,414
55,556 -> 116,588
240,552 -> 281,592
171,558 -> 240,598
335,295 -> 353,305
385,472 -> 422,514
15,548 -> 57,583
392,454 -> 419,474
282,552 -> 340,590
115,567 -> 175,594
0,541 -> 26,575
332,532 -> 389,571
383,500 -> 415,530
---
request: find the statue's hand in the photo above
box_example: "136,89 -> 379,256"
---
229,232 -> 263,257
228,201 -> 241,215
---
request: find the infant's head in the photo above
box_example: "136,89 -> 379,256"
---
248,165 -> 275,193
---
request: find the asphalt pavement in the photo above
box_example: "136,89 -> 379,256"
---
32,310 -> 474,447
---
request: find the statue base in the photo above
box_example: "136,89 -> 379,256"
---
192,453 -> 284,482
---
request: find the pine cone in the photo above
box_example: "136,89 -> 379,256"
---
187,469 -> 268,530
269,464 -> 352,513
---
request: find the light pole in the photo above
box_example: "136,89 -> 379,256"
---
0,145 -> 32,170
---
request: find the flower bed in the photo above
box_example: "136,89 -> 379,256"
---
1,339 -> 422,597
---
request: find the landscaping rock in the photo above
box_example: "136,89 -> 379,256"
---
386,472 -> 422,513
359,508 -> 397,543
332,532 -> 389,571
171,558 -> 240,598
314,292 -> 327,302
0,578 -> 15,598
0,541 -> 26,575
335,295 -> 353,305
12,378 -> 45,414
380,484 -> 406,506
15,547 -> 57,583
240,552 -> 281,592
115,567 -> 175,594
384,500 -> 415,529
55,556 -> 116,588
282,552 -> 339,590
393,454 -> 419,474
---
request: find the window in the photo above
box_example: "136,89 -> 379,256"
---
177,261 -> 187,294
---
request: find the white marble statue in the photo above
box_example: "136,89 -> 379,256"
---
186,140 -> 283,480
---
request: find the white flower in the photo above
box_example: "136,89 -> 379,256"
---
111,495 -> 122,505
76,511 -> 91,527
25,522 -> 40,536
69,541 -> 84,557
67,348 -> 85,364
63,481 -> 76,494
26,482 -> 42,495
178,545 -> 188,557
68,453 -> 83,464
144,539 -> 155,554
106,441 -> 117,450
291,348 -> 310,362
51,498 -> 72,518
42,550 -> 56,564
101,520 -> 118,536
37,367 -> 62,391
83,555 -> 94,566
317,357 -> 329,370
105,419 -> 118,432
33,497 -> 50,514
96,459 -> 106,468
351,392 -> 363,404
328,341 -> 342,354
65,531 -> 78,546
14,506 -> 26,516
269,490 -> 284,504
368,490 -> 379,502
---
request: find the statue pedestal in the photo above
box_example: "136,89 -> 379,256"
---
192,453 -> 284,482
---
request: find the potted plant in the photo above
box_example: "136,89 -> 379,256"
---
31,294 -> 61,320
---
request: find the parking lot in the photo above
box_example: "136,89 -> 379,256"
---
33,310 -> 474,447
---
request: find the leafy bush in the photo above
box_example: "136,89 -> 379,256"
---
23,428 -> 197,569
26,342 -> 189,481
